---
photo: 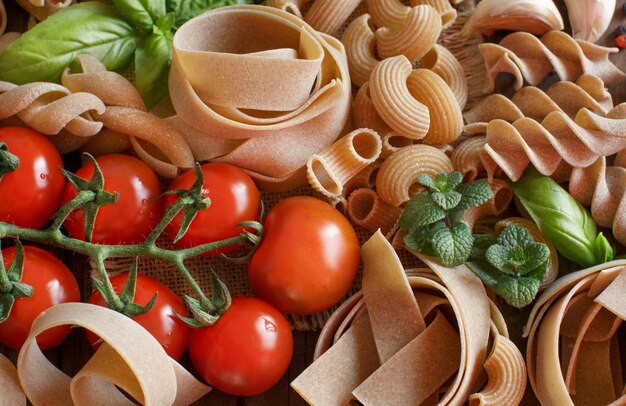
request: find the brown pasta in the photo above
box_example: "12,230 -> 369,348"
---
451,136 -> 487,182
346,188 -> 403,235
381,132 -> 414,158
366,0 -> 410,30
376,144 -> 454,206
410,0 -> 457,28
0,0 -> 6,35
353,82 -> 391,136
304,0 -> 362,36
15,0 -> 72,21
421,44 -> 468,110
375,5 -> 442,62
342,161 -> 381,200
306,128 -> 382,199
480,30 -> 625,92
406,68 -> 463,145
265,0 -> 303,18
369,56 -> 430,140
461,179 -> 513,230
341,14 -> 379,87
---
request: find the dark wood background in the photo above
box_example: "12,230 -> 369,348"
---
2,0 -> 625,404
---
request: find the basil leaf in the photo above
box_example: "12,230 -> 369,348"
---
135,30 -> 171,108
0,2 -> 140,84
167,0 -> 253,26
113,0 -> 166,31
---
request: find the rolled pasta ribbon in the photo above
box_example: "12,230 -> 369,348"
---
264,0 -> 303,18
369,55 -> 430,140
376,144 -> 454,207
495,217 -> 559,289
410,0 -> 457,28
461,179 -> 513,230
293,231 -> 524,406
525,260 -> 626,405
406,68 -> 463,145
422,44 -> 468,110
375,5 -> 442,62
0,353 -> 25,405
3,302 -> 210,405
346,188 -> 402,235
306,128 -> 382,199
304,0 -> 362,36
341,14 -> 379,87
480,30 -> 625,92
451,136 -> 487,181
366,0 -> 409,30
353,82 -> 390,136
170,5 -> 351,190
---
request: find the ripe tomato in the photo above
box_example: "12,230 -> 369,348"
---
164,163 -> 260,253
0,245 -> 80,350
0,127 -> 65,229
86,273 -> 190,360
62,154 -> 162,245
248,196 -> 360,315
188,296 -> 292,396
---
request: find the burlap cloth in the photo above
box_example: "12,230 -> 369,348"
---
91,0 -> 487,331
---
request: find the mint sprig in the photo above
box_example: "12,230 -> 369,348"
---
399,172 -> 493,267
467,224 -> 549,308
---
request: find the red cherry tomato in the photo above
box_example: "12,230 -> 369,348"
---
87,273 -> 190,360
62,154 -> 162,244
0,245 -> 80,350
0,127 -> 65,229
164,163 -> 261,253
188,296 -> 293,396
248,196 -> 360,315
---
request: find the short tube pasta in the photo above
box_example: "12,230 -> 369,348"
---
304,0 -> 362,36
346,188 -> 403,235
341,14 -> 379,87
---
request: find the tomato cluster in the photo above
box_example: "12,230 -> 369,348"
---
0,126 -> 361,397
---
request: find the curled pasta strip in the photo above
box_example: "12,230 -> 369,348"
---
410,0 -> 457,28
468,335 -> 526,406
346,188 -> 403,236
304,0 -> 362,35
461,179 -> 513,230
376,144 -> 454,206
369,56 -> 430,140
480,31 -> 625,92
341,14 -> 379,87
366,0 -> 409,29
306,128 -> 382,199
480,104 -> 626,182
265,0 -> 303,17
406,68 -> 463,145
495,218 -> 559,289
451,136 -> 487,182
353,82 -> 390,136
422,44 -> 468,110
0,81 -> 105,150
375,5 -> 442,62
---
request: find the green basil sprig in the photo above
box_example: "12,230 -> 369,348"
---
512,168 -> 614,268
0,0 -> 255,108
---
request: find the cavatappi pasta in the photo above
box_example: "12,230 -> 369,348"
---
376,144 -> 454,207
451,136 -> 487,182
304,0 -> 362,36
346,188 -> 403,235
341,14 -> 379,87
421,44 -> 468,110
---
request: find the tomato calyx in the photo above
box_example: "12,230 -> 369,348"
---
0,241 -> 34,323
0,142 -> 19,181
91,258 -> 158,318
177,271 -> 231,328
57,154 -> 118,242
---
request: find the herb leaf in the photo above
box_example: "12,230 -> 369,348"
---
0,2 -> 140,84
431,221 -> 473,267
167,0 -> 253,26
134,29 -> 172,108
455,181 -> 493,211
399,193 -> 446,230
113,0 -> 166,31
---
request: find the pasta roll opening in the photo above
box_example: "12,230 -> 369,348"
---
348,188 -> 376,222
493,183 -> 514,214
308,156 -> 342,196
351,129 -> 382,161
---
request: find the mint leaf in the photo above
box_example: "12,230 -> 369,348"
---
455,181 -> 493,210
399,193 -> 446,230
494,276 -> 540,308
431,190 -> 462,210
431,222 -> 473,267
466,259 -> 499,286
418,173 -> 436,190
497,223 -> 534,249
486,225 -> 550,276
470,233 -> 496,260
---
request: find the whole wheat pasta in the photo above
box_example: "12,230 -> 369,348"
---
410,0 -> 457,28
406,68 -> 463,145
376,144 -> 454,206
421,44 -> 468,109
304,0 -> 362,36
480,30 -> 625,92
366,0 -> 409,30
0,0 -> 6,35
461,179 -> 513,230
381,132 -> 414,158
0,32 -> 21,53
265,0 -> 303,18
495,218 -> 559,289
369,56 -> 430,140
451,136 -> 487,182
341,14 -> 379,87
346,188 -> 403,235
375,5 -> 442,62
353,82 -> 391,135
341,161 -> 381,200
15,0 -> 72,21
306,128 -> 382,199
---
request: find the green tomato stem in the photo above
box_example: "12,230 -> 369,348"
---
48,190 -> 96,232
0,248 -> 12,293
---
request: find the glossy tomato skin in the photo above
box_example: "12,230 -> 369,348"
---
87,273 -> 190,360
189,296 -> 293,396
0,127 -> 65,229
248,196 -> 360,315
62,154 -> 162,245
0,246 -> 80,350
164,163 -> 261,253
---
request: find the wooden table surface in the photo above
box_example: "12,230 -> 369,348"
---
2,0 -> 625,405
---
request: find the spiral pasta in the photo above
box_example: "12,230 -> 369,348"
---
480,30 -> 625,92
422,44 -> 468,110
341,14 -> 379,87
